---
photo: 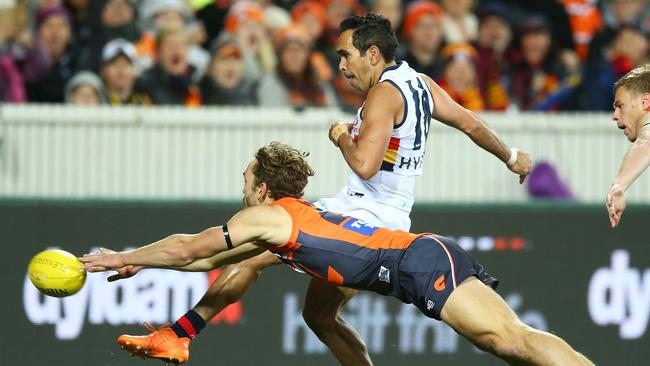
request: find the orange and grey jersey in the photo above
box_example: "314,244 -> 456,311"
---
263,197 -> 498,319
346,61 -> 435,212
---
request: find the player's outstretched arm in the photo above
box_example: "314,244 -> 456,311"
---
422,74 -> 531,183
80,205 -> 289,272
607,126 -> 650,228
95,244 -> 267,282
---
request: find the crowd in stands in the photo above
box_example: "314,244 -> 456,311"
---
0,0 -> 648,112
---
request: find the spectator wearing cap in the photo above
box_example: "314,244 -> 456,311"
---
224,1 -> 275,84
100,39 -> 150,105
134,28 -> 202,106
400,1 -> 445,79
64,70 -> 107,105
137,0 -> 210,77
24,6 -> 80,102
508,15 -> 577,111
440,0 -> 478,43
256,24 -> 337,108
436,43 -> 486,111
199,36 -> 254,106
72,0 -> 141,75
292,1 -> 327,47
472,2 -> 513,110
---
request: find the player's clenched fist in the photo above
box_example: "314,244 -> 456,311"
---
329,121 -> 352,147
508,149 -> 532,184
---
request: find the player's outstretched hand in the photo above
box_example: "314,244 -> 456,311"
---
86,248 -> 143,281
508,150 -> 532,184
606,184 -> 626,228
329,121 -> 352,147
79,247 -> 126,272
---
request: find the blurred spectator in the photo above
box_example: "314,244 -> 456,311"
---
224,1 -> 275,83
436,43 -> 486,111
321,0 -> 361,57
74,0 -> 140,73
64,70 -> 107,105
101,0 -> 140,42
257,24 -> 337,108
292,1 -> 327,47
440,0 -> 478,43
100,39 -> 150,105
487,0 -> 579,74
588,0 -> 649,62
24,6 -> 79,102
400,1 -> 445,79
560,0 -> 603,60
369,0 -> 403,32
263,3 -> 292,35
0,2 -> 27,102
580,25 -> 649,110
194,0 -> 230,48
199,36 -> 255,105
138,0 -> 210,77
508,15 -> 578,111
602,0 -> 650,31
473,2 -> 513,110
486,0 -> 576,51
134,28 -> 202,106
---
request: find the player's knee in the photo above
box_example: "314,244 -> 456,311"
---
302,306 -> 337,336
220,264 -> 263,304
476,322 -> 534,361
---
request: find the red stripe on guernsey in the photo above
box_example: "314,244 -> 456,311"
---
383,137 -> 400,163
388,136 -> 400,151
177,316 -> 198,338
428,235 -> 457,289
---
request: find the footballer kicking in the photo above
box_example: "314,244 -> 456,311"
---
88,14 -> 533,366
82,142 -> 594,366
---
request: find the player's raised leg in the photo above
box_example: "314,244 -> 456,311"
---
193,251 -> 279,321
303,278 -> 371,366
441,277 -> 594,366
117,251 -> 280,363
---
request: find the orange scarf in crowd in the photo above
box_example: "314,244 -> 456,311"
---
438,80 -> 485,111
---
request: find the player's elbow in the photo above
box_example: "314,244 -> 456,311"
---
354,165 -> 379,180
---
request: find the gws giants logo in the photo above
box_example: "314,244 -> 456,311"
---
588,250 -> 650,339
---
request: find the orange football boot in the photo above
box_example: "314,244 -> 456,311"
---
117,322 -> 190,364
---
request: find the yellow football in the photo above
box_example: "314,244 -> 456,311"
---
28,249 -> 86,297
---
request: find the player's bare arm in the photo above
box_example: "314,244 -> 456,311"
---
80,205 -> 291,271
421,74 -> 532,183
332,82 -> 401,180
99,243 -> 268,282
607,124 -> 650,228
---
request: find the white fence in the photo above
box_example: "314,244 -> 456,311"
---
0,104 -> 644,203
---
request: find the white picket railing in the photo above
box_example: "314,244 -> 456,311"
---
0,104 -> 643,203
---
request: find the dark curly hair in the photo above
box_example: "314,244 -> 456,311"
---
254,142 -> 315,199
339,14 -> 399,63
